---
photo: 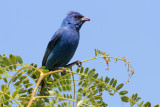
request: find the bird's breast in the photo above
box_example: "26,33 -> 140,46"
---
60,30 -> 79,49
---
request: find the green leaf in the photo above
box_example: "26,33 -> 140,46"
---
78,88 -> 83,93
28,88 -> 33,94
36,99 -> 45,107
19,88 -> 27,94
109,93 -> 114,96
16,55 -> 23,64
17,72 -> 23,78
116,83 -> 124,90
119,90 -> 128,95
14,81 -> 22,86
154,104 -> 159,107
94,95 -> 101,100
23,79 -> 29,84
78,81 -> 82,85
121,96 -> 129,102
3,77 -> 7,83
9,65 -> 13,70
0,69 -> 3,74
9,54 -> 17,65
20,75 -> 27,81
144,102 -> 151,107
109,78 -> 114,85
76,68 -> 80,73
0,55 -> 3,61
58,87 -> 62,91
80,67 -> 84,73
93,73 -> 98,79
12,77 -> 18,82
84,67 -> 89,74
105,77 -> 110,83
80,75 -> 85,80
139,101 -> 144,107
52,73 -> 60,79
112,79 -> 117,87
1,85 -> 7,92
132,93 -> 138,101
95,48 -> 98,57
12,90 -> 19,98
15,85 -> 22,90
2,56 -> 11,66
25,83 -> 33,88
34,64 -> 37,68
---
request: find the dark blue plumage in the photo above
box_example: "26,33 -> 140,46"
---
40,11 -> 90,95
42,11 -> 90,70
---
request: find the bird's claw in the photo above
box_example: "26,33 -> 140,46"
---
58,67 -> 66,75
76,60 -> 82,67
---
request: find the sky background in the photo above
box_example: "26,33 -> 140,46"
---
0,0 -> 160,106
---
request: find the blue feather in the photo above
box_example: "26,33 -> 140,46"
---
40,11 -> 90,95
42,11 -> 90,70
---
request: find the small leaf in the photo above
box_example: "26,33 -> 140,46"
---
20,75 -> 27,81
80,75 -> 85,80
144,102 -> 151,107
76,68 -> 80,73
95,48 -> 98,57
1,85 -> 7,92
119,90 -> 128,95
23,79 -> 29,84
28,88 -> 33,94
19,88 -> 27,93
116,83 -> 124,90
112,79 -> 117,87
105,77 -> 110,83
2,56 -> 11,66
12,77 -> 18,82
12,90 -> 19,98
16,55 -> 23,64
109,78 -> 114,85
9,54 -> 17,65
84,67 -> 89,74
14,81 -> 21,86
3,77 -> 7,83
0,69 -> 3,74
139,101 -> 144,107
154,104 -> 159,107
121,96 -> 129,102
78,81 -> 82,85
15,85 -> 22,90
93,73 -> 98,79
80,67 -> 84,73
58,87 -> 62,91
25,83 -> 33,88
133,93 -> 138,100
109,93 -> 114,96
94,95 -> 101,100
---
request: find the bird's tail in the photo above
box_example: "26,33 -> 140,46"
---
40,79 -> 46,96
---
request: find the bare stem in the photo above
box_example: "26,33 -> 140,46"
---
27,70 -> 63,107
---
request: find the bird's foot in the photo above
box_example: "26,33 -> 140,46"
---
57,67 -> 66,75
76,60 -> 82,67
65,60 -> 82,68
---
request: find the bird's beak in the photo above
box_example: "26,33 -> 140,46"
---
81,16 -> 90,21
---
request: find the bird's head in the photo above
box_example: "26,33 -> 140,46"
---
61,11 -> 90,31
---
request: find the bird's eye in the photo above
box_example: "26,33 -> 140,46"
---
74,16 -> 79,19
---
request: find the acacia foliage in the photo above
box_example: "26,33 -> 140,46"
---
0,49 -> 159,107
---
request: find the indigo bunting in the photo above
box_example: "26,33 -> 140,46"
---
40,11 -> 90,95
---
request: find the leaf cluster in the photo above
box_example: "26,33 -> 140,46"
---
0,51 -> 159,107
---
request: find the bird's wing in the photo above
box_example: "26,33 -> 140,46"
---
42,29 -> 64,66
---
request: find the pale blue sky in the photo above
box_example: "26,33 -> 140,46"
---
0,0 -> 160,106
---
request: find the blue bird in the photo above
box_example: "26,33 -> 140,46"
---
40,11 -> 90,95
